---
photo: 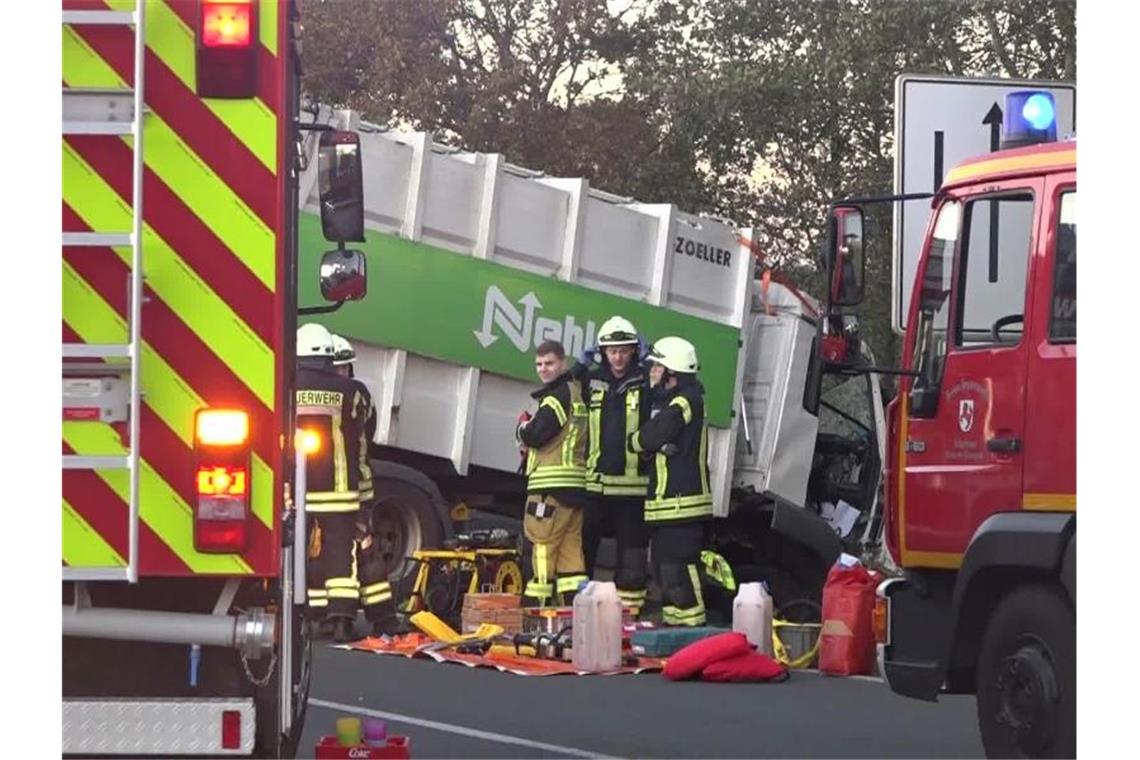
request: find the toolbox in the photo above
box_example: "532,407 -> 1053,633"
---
629,626 -> 730,657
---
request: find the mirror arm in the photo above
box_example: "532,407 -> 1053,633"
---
298,301 -> 346,316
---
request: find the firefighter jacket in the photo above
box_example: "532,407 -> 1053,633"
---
517,372 -> 588,503
627,377 -> 713,523
582,363 -> 651,496
296,365 -> 369,512
353,378 -> 377,503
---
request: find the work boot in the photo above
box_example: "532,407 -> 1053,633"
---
371,613 -> 411,638
331,617 -> 357,644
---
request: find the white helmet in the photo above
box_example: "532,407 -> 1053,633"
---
597,316 -> 639,347
331,334 -> 356,366
297,323 -> 335,359
646,336 -> 699,374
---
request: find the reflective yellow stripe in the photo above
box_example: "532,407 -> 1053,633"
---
698,425 -> 709,497
944,148 -> 1076,186
307,598 -> 329,608
327,588 -> 360,600
332,411 -> 348,492
629,431 -> 643,453
61,25 -> 276,285
586,392 -> 603,476
535,544 -> 549,584
540,395 -> 568,427
307,589 -> 328,599
361,581 -> 391,596
363,592 -> 393,605
327,578 -> 360,589
63,498 -> 126,568
259,0 -> 279,55
655,453 -> 668,499
101,0 -> 278,172
601,474 -> 648,485
1022,493 -> 1076,512
688,563 -> 705,610
669,396 -> 693,425
63,422 -> 253,574
624,390 -> 640,478
62,146 -> 275,408
557,575 -> 588,593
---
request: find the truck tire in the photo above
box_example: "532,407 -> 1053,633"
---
976,585 -> 1075,759
369,461 -> 450,585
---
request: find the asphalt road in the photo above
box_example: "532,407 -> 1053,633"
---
296,643 -> 984,759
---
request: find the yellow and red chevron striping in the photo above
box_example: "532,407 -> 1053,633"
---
62,0 -> 287,577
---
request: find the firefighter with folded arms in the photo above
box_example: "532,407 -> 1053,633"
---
627,336 -> 713,627
294,323 -> 370,643
330,334 -> 405,637
574,316 -> 651,616
515,339 -> 590,606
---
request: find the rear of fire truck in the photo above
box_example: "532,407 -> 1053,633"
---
61,1 -> 366,755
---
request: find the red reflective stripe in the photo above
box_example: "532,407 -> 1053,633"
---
68,17 -> 277,227
62,447 -> 192,575
62,206 -> 276,466
64,136 -> 275,346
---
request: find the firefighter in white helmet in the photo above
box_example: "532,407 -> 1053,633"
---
329,334 -> 405,636
573,315 -> 650,616
295,323 -> 371,642
628,336 -> 713,626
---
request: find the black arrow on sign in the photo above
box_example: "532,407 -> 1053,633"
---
983,102 -> 1003,282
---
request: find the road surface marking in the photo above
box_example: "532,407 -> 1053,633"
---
309,698 -> 618,758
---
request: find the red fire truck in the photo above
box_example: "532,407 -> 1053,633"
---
62,1 -> 366,755
823,90 -> 1075,758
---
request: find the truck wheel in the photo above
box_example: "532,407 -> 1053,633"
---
369,461 -> 448,584
976,585 -> 1075,759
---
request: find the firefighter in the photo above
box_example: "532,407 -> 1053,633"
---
575,316 -> 650,616
329,334 -> 405,636
296,323 -> 370,643
627,336 -> 712,627
516,340 -> 590,606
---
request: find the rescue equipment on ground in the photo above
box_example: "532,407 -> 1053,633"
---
661,631 -> 753,681
818,553 -> 880,676
732,581 -> 774,656
572,581 -> 624,672
399,529 -> 522,623
700,651 -> 788,683
630,626 -> 729,657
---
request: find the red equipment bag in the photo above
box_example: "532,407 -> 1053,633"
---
818,557 -> 881,676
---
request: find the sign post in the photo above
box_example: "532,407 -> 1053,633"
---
892,75 -> 1075,333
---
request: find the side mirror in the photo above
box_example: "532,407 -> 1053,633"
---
320,248 -> 367,302
827,206 -> 865,307
318,130 -> 365,243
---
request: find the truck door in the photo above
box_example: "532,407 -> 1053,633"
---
1022,176 -> 1076,509
899,178 -> 1043,566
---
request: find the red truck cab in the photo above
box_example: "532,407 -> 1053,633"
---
825,91 -> 1075,758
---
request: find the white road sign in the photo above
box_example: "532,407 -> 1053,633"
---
892,75 -> 1076,333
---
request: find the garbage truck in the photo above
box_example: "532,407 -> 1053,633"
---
821,85 -> 1075,757
298,108 -> 887,614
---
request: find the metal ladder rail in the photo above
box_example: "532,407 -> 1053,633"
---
62,0 -> 147,583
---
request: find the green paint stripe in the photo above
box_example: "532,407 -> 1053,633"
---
63,498 -> 126,568
99,0 -> 277,172
63,422 -> 253,575
62,25 -> 277,290
260,0 -> 279,56
63,262 -> 275,533
63,144 -> 274,408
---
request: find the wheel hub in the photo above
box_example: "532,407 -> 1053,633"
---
995,643 -> 1060,754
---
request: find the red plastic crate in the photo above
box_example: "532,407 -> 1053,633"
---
314,735 -> 411,759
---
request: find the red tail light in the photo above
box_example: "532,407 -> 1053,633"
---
196,1 -> 257,98
194,410 -> 251,553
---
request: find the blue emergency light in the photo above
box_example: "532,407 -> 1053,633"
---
1002,90 -> 1058,149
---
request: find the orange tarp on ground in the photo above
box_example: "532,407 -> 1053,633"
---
337,634 -> 666,676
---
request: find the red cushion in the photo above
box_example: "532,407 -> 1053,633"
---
662,632 -> 752,681
701,652 -> 788,683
